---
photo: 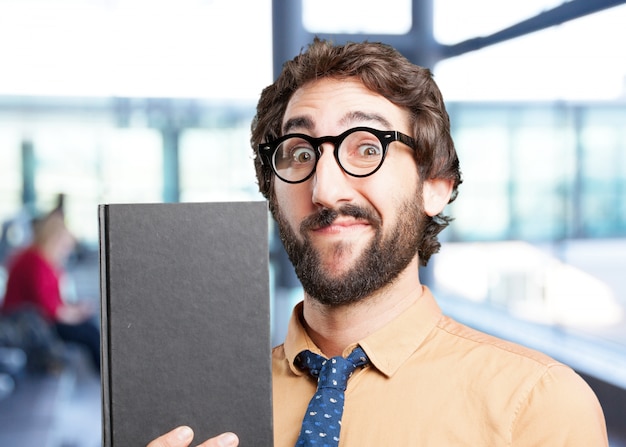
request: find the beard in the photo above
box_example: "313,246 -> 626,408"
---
274,192 -> 427,307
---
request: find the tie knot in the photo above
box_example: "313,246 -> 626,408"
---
296,346 -> 369,391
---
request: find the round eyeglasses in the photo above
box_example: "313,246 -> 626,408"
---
257,126 -> 416,184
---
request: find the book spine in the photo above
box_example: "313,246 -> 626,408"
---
98,204 -> 113,447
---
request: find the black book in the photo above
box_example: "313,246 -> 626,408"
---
99,201 -> 273,446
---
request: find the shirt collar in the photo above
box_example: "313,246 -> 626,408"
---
283,286 -> 443,377
283,301 -> 320,376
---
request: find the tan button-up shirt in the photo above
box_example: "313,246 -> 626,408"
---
272,287 -> 608,446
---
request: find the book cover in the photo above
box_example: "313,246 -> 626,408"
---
99,201 -> 272,446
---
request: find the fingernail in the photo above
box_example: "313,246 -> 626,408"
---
216,432 -> 238,447
176,426 -> 194,441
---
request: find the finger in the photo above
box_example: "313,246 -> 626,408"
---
196,432 -> 239,447
146,426 -> 194,447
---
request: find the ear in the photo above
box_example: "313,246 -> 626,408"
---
422,179 -> 453,217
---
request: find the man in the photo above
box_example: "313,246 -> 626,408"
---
149,39 -> 607,446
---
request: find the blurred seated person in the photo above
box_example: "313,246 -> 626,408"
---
1,209 -> 100,373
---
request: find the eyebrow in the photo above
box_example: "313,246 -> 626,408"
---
281,111 -> 394,136
340,111 -> 393,130
282,116 -> 314,135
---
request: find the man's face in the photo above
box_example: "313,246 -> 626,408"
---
272,77 -> 426,306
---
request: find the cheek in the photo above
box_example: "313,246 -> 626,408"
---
371,157 -> 419,197
273,181 -> 313,227
366,162 -> 420,218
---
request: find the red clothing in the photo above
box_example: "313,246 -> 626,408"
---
2,247 -> 64,322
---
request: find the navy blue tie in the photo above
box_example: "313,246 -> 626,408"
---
294,346 -> 369,447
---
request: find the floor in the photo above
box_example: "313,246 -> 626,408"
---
0,352 -> 101,447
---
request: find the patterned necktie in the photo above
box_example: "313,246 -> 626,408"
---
294,346 -> 369,447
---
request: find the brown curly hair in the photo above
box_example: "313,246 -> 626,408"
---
251,38 -> 462,265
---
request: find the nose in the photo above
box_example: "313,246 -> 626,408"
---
311,144 -> 354,209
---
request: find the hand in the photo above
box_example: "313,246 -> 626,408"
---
56,301 -> 94,324
146,426 -> 239,447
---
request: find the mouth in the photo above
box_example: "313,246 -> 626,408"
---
300,204 -> 381,234
313,218 -> 371,236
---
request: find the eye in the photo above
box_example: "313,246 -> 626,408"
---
357,143 -> 382,157
292,146 -> 316,164
275,138 -> 316,167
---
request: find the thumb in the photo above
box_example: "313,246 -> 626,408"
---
147,426 -> 194,447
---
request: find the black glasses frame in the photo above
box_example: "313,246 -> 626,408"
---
257,126 -> 416,184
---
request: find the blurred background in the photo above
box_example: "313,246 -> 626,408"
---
0,0 -> 625,445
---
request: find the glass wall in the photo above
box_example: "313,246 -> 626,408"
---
579,107 -> 626,237
430,3 -> 626,369
447,103 -> 626,242
0,130 -> 22,219
180,125 -> 261,203
0,102 -> 260,248
435,103 -> 626,337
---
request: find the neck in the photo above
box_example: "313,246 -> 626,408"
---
302,257 -> 423,357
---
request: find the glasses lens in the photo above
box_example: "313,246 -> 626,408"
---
337,130 -> 384,176
273,137 -> 317,182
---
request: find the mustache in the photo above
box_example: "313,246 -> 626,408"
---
300,204 -> 382,232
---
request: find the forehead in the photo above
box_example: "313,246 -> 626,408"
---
282,77 -> 410,135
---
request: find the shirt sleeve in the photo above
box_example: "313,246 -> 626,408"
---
25,253 -> 64,322
511,363 -> 608,446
